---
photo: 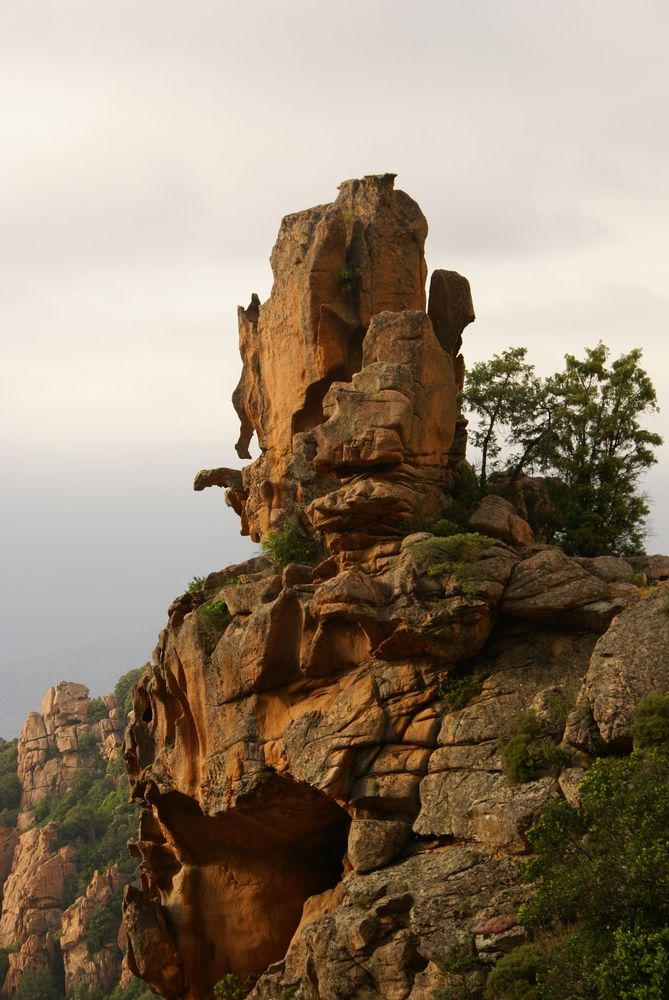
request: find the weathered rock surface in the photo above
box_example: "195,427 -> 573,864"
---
0,824 -> 76,992
203,174 -> 473,555
124,178 -> 665,1000
0,826 -> 18,901
415,626 -> 594,853
468,494 -> 533,547
501,547 -> 609,619
251,847 -> 526,1000
0,683 -> 125,996
60,866 -> 127,996
18,681 -> 122,814
565,589 -> 669,750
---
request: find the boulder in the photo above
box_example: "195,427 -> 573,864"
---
501,547 -> 608,619
468,494 -> 533,547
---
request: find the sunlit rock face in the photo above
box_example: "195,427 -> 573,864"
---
18,681 -> 122,815
123,178 -> 661,1000
60,866 -> 127,997
200,173 -> 474,556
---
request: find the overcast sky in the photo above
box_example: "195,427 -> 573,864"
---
1,0 -> 668,734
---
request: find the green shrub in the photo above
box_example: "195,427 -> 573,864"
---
78,731 -> 99,754
573,699 -> 594,724
412,532 -> 494,565
68,981 -> 105,1000
104,978 -> 160,1000
0,738 -> 18,773
261,523 -> 322,569
199,600 -> 231,626
335,260 -> 361,294
410,533 -> 494,592
86,894 -> 122,953
483,944 -> 543,999
406,512 -> 463,536
0,947 -> 12,988
633,693 -> 669,751
516,749 -> 669,997
498,710 -> 569,784
213,974 -> 248,1000
0,773 -> 21,816
32,746 -> 139,902
0,740 -> 20,827
87,698 -> 108,725
187,576 -> 206,594
438,674 -> 482,711
435,939 -> 484,999
114,666 -> 147,723
594,925 -> 669,999
13,966 -> 64,1000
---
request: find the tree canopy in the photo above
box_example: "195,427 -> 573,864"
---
483,696 -> 669,999
463,342 -> 663,555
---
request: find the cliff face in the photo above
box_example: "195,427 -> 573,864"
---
0,682 -> 126,996
123,177 -> 669,1000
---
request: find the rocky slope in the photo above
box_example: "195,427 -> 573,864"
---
0,681 -> 129,997
122,175 -> 669,1000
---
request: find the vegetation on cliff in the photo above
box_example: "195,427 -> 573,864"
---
33,747 -> 138,906
0,668 -> 156,1000
0,739 -> 20,827
464,342 -> 662,555
484,695 -> 669,999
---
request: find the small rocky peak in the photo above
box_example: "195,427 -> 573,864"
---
197,175 -> 474,559
18,681 -> 123,816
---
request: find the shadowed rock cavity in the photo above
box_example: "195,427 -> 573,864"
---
125,777 -> 350,998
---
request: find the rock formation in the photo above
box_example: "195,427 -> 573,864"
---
0,682 -> 126,996
18,681 -> 121,815
123,177 -> 669,1000
60,866 -> 127,997
195,172 -> 474,555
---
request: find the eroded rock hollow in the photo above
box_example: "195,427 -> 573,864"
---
123,176 -> 668,1000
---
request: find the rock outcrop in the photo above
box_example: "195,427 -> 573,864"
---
122,177 -> 669,1000
196,173 -> 474,556
0,824 -> 76,993
0,683 -> 127,996
18,681 -> 122,816
60,866 -> 126,997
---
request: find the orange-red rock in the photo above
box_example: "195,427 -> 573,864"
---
124,178 -> 665,1000
61,867 -> 127,996
208,175 -> 473,552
